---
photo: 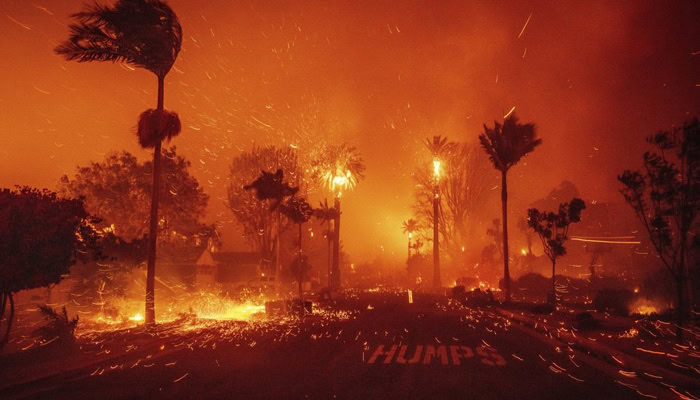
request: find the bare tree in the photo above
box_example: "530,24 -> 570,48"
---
227,146 -> 302,271
413,143 -> 494,264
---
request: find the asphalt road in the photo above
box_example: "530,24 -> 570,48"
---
1,290 -> 674,399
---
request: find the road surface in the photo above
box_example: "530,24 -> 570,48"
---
0,290 -> 684,399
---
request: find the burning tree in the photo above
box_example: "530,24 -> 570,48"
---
479,113 -> 542,302
0,187 -> 101,348
527,198 -> 586,305
310,143 -> 366,289
228,146 -> 302,275
55,0 -> 184,325
618,117 -> 699,332
413,143 -> 493,277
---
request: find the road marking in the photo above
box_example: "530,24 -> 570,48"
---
367,344 -> 506,366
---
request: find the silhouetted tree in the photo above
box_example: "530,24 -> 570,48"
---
228,146 -> 301,273
479,114 -> 542,302
0,187 -> 101,347
619,117 -> 699,334
315,199 -> 338,286
280,196 -> 314,315
528,198 -> 586,305
56,0 -> 184,326
413,143 -> 494,266
310,143 -> 366,289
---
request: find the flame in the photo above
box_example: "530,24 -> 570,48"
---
129,313 -> 144,322
432,159 -> 441,180
635,304 -> 658,315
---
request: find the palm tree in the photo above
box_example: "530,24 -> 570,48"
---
424,136 -> 455,288
479,114 -> 542,302
280,196 -> 314,316
56,0 -> 183,325
315,199 -> 338,287
401,219 -> 420,259
310,143 -> 366,289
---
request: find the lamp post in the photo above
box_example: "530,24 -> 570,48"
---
432,158 -> 442,288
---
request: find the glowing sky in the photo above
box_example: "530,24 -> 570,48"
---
0,0 -> 697,261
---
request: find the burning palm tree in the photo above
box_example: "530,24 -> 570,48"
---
424,135 -> 455,288
311,143 -> 366,289
56,0 -> 183,325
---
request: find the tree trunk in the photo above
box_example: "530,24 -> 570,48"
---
433,184 -> 441,288
501,171 -> 510,302
1,292 -> 14,347
298,222 -> 303,317
145,75 -> 165,326
276,209 -> 281,292
332,197 -> 341,290
327,221 -> 331,288
551,258 -> 557,305
0,292 -> 6,325
408,237 -> 412,260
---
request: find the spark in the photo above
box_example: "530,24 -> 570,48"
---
173,372 -> 189,383
517,12 -> 532,39
7,15 -> 31,30
503,106 -> 516,119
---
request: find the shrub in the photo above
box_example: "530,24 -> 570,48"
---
33,305 -> 79,345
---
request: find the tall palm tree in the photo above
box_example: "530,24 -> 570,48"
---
479,114 -> 542,302
424,135 -> 455,288
311,143 -> 366,289
401,219 -> 420,259
315,199 -> 338,287
56,0 -> 183,325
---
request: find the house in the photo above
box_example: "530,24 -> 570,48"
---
195,249 -> 261,288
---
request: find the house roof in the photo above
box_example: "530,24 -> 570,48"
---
196,249 -> 260,266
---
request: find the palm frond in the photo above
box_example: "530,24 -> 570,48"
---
479,113 -> 542,172
136,108 -> 181,148
56,0 -> 182,77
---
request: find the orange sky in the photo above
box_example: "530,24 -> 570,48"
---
0,0 -> 697,262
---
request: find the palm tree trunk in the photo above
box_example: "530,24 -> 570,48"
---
145,75 -> 165,326
298,223 -> 303,317
327,221 -> 331,288
332,197 -> 341,290
1,292 -> 14,347
433,184 -> 441,288
501,171 -> 510,302
276,209 -> 281,292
